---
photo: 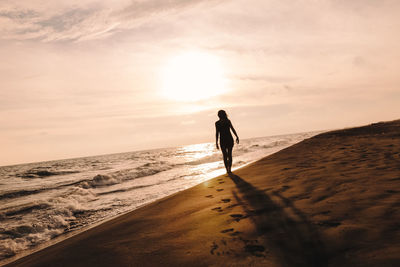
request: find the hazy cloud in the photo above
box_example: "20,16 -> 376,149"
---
0,0 -> 220,42
233,75 -> 300,84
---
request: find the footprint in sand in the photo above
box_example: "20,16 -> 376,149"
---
220,228 -> 234,233
205,195 -> 214,198
216,189 -> 224,192
230,214 -> 245,222
316,220 -> 341,227
221,198 -> 230,203
212,207 -> 223,212
229,231 -> 241,236
244,244 -> 266,256
210,242 -> 218,255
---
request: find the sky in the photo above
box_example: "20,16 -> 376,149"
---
1,0 -> 400,166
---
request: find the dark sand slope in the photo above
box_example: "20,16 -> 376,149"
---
6,120 -> 400,267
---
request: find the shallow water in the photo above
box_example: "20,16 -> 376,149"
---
0,131 -> 319,261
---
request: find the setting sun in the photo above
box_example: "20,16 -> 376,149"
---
160,51 -> 228,102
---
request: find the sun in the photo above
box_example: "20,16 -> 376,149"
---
160,51 -> 228,102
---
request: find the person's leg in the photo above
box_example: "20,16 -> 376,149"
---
221,147 -> 229,173
227,146 -> 233,173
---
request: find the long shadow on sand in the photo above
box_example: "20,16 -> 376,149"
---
229,173 -> 328,267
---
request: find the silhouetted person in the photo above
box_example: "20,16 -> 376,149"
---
215,110 -> 239,174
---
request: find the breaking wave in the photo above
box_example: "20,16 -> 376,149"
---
0,131 -> 319,262
16,169 -> 80,179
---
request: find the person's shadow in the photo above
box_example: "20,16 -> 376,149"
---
229,173 -> 328,267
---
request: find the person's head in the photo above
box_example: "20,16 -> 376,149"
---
218,110 -> 228,120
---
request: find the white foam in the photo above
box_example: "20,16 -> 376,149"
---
0,131 -> 321,262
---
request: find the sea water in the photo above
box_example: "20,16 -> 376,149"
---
0,132 -> 319,261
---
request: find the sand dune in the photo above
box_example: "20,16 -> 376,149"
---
5,120 -> 400,266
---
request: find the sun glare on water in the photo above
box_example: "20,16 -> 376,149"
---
160,51 -> 228,102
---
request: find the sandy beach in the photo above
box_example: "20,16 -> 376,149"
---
5,120 -> 400,267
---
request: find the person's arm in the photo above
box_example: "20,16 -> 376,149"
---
215,123 -> 220,149
230,122 -> 239,144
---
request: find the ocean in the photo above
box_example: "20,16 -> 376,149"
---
0,131 -> 319,262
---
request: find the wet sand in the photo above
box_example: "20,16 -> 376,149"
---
5,120 -> 400,266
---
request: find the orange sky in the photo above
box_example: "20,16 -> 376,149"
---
1,0 -> 400,166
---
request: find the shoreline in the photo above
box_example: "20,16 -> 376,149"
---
0,132 -> 319,265
1,153 -> 274,267
4,120 -> 400,266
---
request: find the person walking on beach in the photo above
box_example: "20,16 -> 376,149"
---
215,110 -> 239,174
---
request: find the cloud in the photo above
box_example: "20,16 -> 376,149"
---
1,0 -> 399,46
0,0 -> 220,42
118,0 -> 218,19
0,4 -> 118,41
0,9 -> 38,20
232,75 -> 300,84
